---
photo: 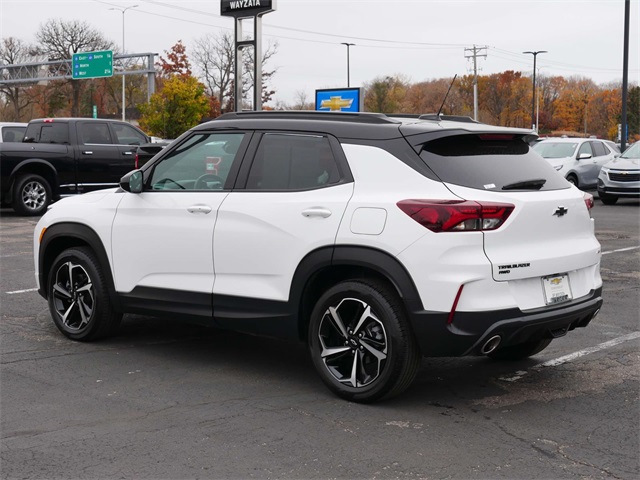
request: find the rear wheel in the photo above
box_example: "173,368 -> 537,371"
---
48,247 -> 121,341
308,279 -> 421,403
488,338 -> 552,361
12,174 -> 51,216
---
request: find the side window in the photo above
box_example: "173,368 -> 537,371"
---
35,124 -> 69,144
578,142 -> 593,158
80,123 -> 113,144
112,123 -> 147,146
591,141 -> 607,157
246,134 -> 341,190
150,132 -> 245,191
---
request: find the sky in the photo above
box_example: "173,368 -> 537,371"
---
1,0 -> 639,106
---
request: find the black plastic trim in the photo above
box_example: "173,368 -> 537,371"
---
119,287 -> 212,323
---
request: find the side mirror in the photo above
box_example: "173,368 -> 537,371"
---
578,152 -> 592,160
120,169 -> 144,193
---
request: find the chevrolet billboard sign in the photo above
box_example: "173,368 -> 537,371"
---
221,0 -> 276,17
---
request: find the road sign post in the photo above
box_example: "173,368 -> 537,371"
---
72,51 -> 113,80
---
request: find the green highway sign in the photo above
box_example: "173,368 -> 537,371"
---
72,50 -> 113,80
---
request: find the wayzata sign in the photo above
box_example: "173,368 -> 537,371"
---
220,0 -> 276,18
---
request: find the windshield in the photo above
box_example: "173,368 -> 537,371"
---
533,142 -> 578,158
621,143 -> 640,159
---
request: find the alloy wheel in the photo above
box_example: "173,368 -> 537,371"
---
21,180 -> 47,212
52,261 -> 95,331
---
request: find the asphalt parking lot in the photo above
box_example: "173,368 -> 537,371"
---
1,198 -> 638,480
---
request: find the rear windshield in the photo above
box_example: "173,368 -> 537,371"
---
419,134 -> 569,191
24,123 -> 69,144
532,142 -> 578,158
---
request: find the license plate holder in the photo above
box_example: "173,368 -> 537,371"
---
542,273 -> 573,305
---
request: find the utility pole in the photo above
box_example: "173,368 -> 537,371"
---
621,0 -> 630,151
464,45 -> 487,121
341,43 -> 355,88
110,4 -> 138,122
523,50 -> 547,131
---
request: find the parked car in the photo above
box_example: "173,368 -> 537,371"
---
34,111 -> 602,403
532,137 -> 617,189
0,118 -> 150,215
0,122 -> 27,143
597,142 -> 640,204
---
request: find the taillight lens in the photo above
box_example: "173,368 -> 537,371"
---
583,192 -> 594,211
135,153 -> 139,169
397,199 -> 515,233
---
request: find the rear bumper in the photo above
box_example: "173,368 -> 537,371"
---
409,287 -> 603,357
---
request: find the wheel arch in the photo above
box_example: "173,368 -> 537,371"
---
39,222 -> 121,312
9,160 -> 59,199
291,246 -> 424,342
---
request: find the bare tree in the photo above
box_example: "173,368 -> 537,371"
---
35,19 -> 114,116
192,31 -> 278,112
0,37 -> 38,121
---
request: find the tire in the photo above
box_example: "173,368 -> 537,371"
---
47,247 -> 122,341
308,279 -> 421,403
12,174 -> 51,216
566,174 -> 579,188
487,338 -> 552,361
599,194 -> 618,205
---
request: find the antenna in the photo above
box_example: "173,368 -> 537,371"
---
436,74 -> 458,118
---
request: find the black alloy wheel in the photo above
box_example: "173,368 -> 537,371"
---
48,247 -> 121,341
308,280 -> 421,403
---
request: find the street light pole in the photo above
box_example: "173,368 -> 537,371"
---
110,5 -> 138,122
523,50 -> 547,132
341,43 -> 355,87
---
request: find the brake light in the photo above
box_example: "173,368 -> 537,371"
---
397,199 -> 515,232
43,118 -> 54,123
583,192 -> 594,211
135,153 -> 139,169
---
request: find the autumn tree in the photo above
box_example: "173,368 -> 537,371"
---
0,37 -> 39,121
35,19 -> 114,116
364,75 -> 408,113
158,40 -> 192,79
139,75 -> 209,139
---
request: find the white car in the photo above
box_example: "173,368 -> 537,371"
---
597,142 -> 640,204
533,137 -> 617,189
33,112 -> 603,402
0,122 -> 27,142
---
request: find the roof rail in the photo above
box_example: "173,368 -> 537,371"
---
215,110 -> 401,125
419,114 -> 480,123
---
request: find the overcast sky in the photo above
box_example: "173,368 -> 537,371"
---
1,0 -> 638,106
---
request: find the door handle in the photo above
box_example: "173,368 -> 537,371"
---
302,208 -> 332,218
82,151 -> 93,155
187,205 -> 212,214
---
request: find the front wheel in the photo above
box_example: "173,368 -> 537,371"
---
566,174 -> 579,188
487,338 -> 552,361
12,174 -> 51,216
48,247 -> 122,341
308,280 -> 421,403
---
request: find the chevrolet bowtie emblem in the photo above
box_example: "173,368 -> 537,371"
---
320,96 -> 353,111
553,206 -> 568,217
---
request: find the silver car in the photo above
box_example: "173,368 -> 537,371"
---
533,137 -> 617,189
597,143 -> 640,205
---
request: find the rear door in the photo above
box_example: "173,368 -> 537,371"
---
212,132 -> 353,306
76,121 -> 123,192
109,122 -> 149,173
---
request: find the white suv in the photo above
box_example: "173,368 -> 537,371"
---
34,112 -> 603,402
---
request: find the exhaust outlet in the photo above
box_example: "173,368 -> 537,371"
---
480,335 -> 502,355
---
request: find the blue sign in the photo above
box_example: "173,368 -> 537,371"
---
316,88 -> 362,112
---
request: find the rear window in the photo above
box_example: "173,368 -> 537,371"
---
419,134 -> 568,191
24,123 -> 69,144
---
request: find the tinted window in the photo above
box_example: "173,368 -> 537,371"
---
420,134 -> 568,191
79,123 -> 113,144
591,141 -> 607,157
246,134 -> 341,190
1,126 -> 25,142
24,123 -> 69,144
112,123 -> 147,145
150,132 -> 245,191
533,142 -> 578,158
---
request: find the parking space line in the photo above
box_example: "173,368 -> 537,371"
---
5,288 -> 38,295
499,332 -> 640,382
602,246 -> 640,255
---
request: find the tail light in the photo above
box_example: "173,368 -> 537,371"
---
583,192 -> 594,211
135,153 -> 139,169
397,199 -> 515,233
